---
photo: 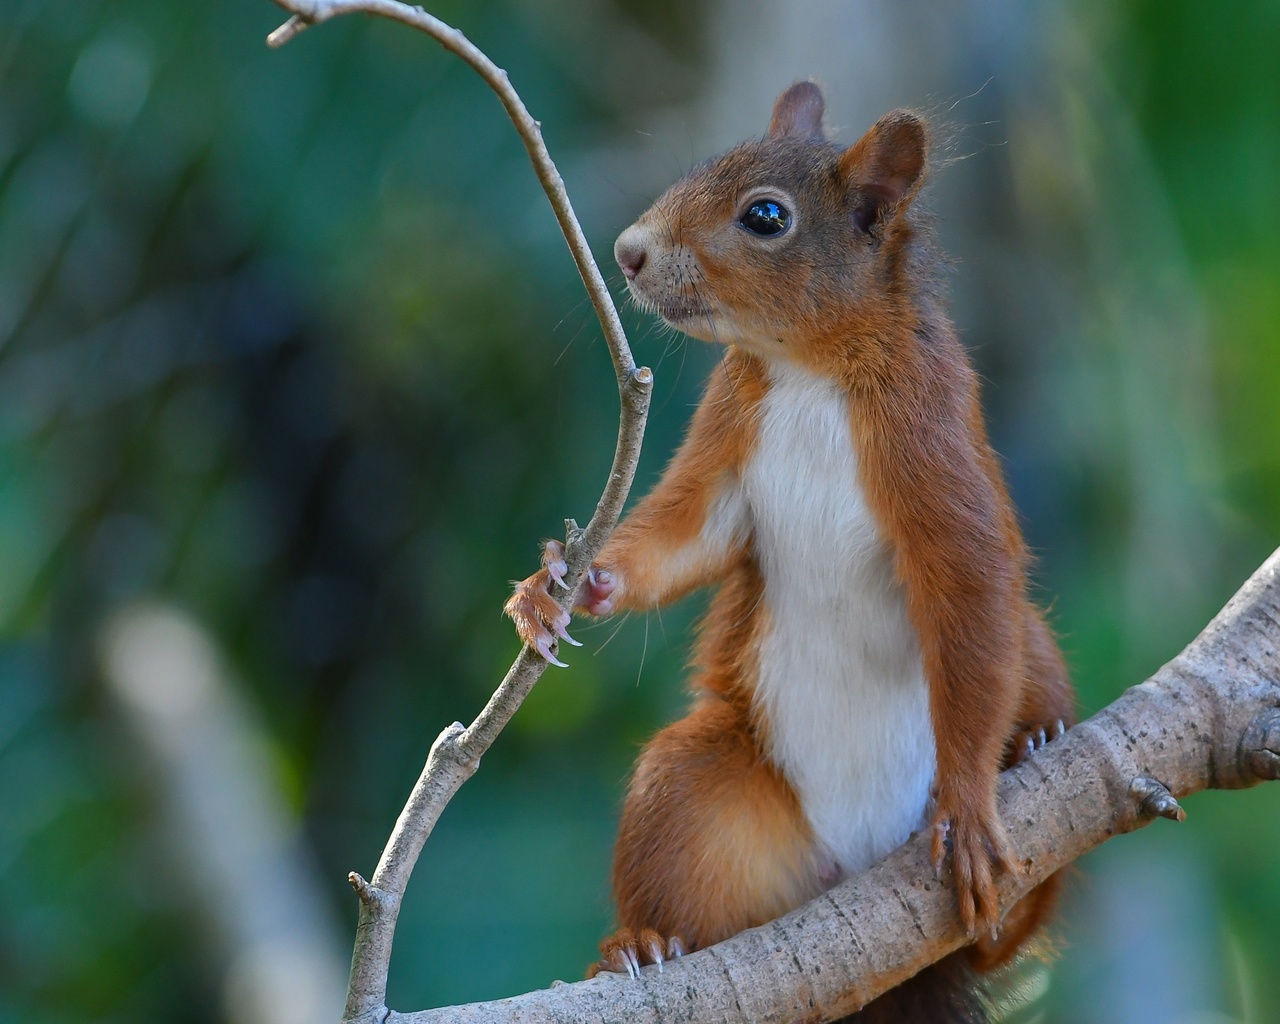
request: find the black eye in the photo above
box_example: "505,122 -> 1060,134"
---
739,199 -> 791,237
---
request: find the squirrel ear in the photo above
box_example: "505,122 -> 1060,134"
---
840,110 -> 928,230
768,81 -> 826,140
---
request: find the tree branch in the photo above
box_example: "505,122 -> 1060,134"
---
265,4 -> 652,1022
384,546 -> 1277,1023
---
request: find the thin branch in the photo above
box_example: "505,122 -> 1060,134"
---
374,546 -> 1277,1023
264,4 -> 653,1022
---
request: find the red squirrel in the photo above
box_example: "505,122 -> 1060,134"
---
506,82 -> 1076,1021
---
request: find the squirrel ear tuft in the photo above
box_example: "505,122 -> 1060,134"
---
840,110 -> 928,230
768,82 -> 826,140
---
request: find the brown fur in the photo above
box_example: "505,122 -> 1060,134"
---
507,82 -> 1076,1019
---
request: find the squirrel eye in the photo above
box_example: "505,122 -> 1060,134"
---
739,199 -> 791,237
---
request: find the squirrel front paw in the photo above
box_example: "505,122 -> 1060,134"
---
931,799 -> 1018,939
504,542 -> 580,667
503,541 -> 617,666
588,927 -> 685,979
543,539 -> 617,616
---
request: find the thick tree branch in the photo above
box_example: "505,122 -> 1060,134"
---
265,4 -> 652,1023
378,546 -> 1277,1023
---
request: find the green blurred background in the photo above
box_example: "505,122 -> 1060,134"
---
1,1 -> 1277,1022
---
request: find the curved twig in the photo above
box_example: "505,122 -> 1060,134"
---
265,4 -> 652,1022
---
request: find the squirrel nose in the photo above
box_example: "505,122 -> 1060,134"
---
614,228 -> 649,281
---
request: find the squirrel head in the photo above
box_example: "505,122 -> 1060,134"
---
615,82 -> 930,365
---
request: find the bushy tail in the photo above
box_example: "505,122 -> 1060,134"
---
836,953 -> 987,1024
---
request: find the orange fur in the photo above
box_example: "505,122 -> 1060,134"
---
612,689 -> 823,950
507,82 -> 1076,1020
596,354 -> 766,611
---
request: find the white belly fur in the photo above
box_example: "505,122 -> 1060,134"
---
744,362 -> 936,878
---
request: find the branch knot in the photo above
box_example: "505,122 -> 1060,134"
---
1128,775 -> 1186,822
349,871 -> 399,913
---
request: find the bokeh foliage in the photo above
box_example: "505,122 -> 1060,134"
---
0,1 -> 1276,1022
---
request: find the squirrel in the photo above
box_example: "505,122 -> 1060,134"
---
505,81 -> 1076,1022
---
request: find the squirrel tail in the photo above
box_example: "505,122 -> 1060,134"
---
836,953 -> 987,1024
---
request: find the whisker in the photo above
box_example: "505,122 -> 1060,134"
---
636,614 -> 649,687
947,77 -> 994,113
594,611 -> 633,654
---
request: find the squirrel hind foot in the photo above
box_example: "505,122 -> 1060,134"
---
1005,717 -> 1068,768
588,927 -> 685,979
930,805 -> 1017,939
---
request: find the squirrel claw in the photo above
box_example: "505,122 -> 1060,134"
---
639,929 -> 666,972
543,540 -> 570,589
931,817 -> 952,880
552,618 -> 582,647
534,636 -> 568,668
